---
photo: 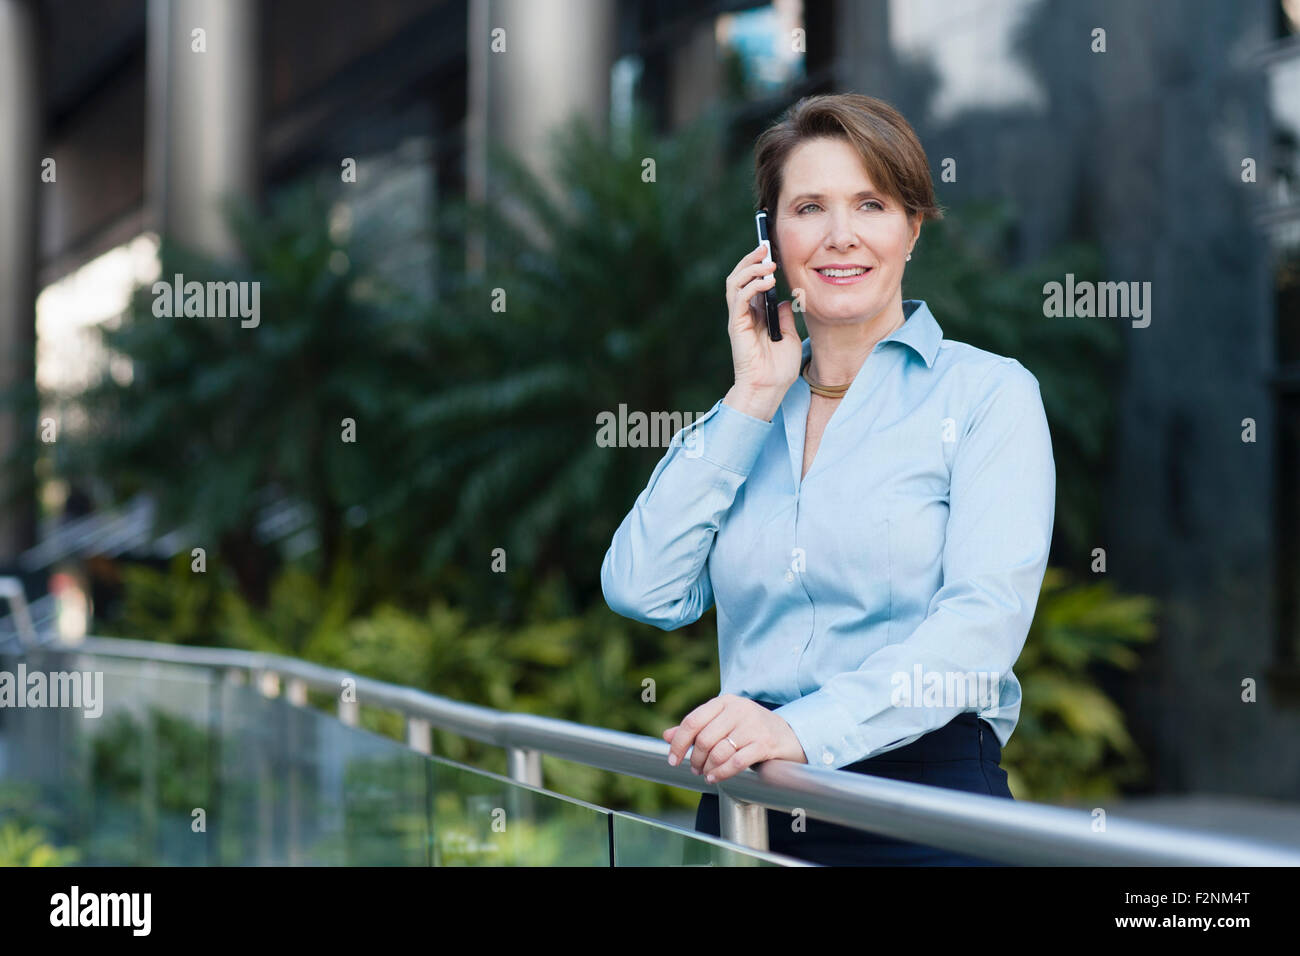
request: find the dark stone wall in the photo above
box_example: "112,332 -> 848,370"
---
878,0 -> 1294,798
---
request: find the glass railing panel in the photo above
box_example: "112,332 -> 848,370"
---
214,678 -> 428,866
427,756 -> 610,866
5,648 -> 810,867
0,649 -> 216,865
611,810 -> 808,866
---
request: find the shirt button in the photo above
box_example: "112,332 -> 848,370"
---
821,750 -> 834,765
784,570 -> 794,582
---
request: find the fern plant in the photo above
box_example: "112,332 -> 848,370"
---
1003,566 -> 1158,802
59,181 -> 434,611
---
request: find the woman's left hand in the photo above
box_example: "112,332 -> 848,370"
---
663,694 -> 808,783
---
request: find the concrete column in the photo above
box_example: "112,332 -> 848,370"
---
833,0 -> 894,100
0,0 -> 41,566
668,18 -> 722,129
466,0 -> 617,270
146,0 -> 260,259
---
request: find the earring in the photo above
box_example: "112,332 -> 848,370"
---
906,252 -> 912,261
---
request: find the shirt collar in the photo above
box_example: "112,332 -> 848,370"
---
799,299 -> 943,370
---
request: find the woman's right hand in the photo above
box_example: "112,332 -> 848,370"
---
723,243 -> 802,421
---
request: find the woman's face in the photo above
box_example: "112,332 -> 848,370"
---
772,136 -> 921,327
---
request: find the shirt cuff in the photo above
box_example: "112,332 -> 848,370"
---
679,399 -> 774,476
772,690 -> 865,770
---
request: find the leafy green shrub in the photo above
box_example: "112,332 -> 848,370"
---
0,784 -> 80,866
104,554 -> 1156,811
0,821 -> 80,867
1003,567 -> 1158,802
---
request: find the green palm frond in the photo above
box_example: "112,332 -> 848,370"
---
1005,567 -> 1158,801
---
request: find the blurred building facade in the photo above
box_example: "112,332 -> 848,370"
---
2,0 -> 1298,800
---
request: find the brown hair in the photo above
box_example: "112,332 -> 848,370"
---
753,94 -> 943,257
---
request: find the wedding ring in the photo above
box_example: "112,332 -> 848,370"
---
725,736 -> 739,750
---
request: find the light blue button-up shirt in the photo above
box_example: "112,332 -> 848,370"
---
601,299 -> 1055,769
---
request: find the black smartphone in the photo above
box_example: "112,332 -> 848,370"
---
754,210 -> 782,341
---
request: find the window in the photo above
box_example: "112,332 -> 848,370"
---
715,1 -> 806,100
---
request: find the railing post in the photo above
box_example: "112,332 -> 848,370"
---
338,696 -> 359,726
407,716 -> 432,755
287,703 -> 301,866
280,674 -> 306,865
256,669 -> 280,698
506,747 -> 543,787
718,792 -> 769,853
504,746 -> 542,849
224,666 -> 273,865
140,660 -> 160,863
285,678 -> 307,707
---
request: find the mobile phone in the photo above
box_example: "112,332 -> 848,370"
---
754,210 -> 782,341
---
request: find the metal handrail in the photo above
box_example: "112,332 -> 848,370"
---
15,633 -> 1300,866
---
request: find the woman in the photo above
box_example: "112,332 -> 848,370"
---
600,93 -> 1055,865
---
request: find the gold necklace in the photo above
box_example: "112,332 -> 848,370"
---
801,356 -> 851,398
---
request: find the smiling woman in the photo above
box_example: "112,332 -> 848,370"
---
600,93 -> 1056,867
754,94 -> 942,357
